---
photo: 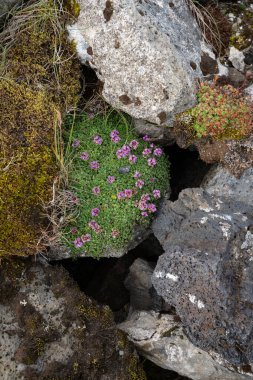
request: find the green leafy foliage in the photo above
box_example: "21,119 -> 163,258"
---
188,82 -> 253,140
61,112 -> 170,258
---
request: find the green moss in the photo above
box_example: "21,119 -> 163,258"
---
128,355 -> 147,380
0,0 -> 82,257
0,80 -> 57,256
63,0 -> 80,18
61,112 -> 170,258
2,1 -> 81,111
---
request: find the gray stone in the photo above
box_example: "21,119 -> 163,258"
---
152,167 -> 253,367
202,165 -> 253,205
0,258 -> 144,379
118,311 -> 252,380
229,46 -> 246,72
68,0 -> 203,125
124,258 -> 167,312
133,118 -> 175,145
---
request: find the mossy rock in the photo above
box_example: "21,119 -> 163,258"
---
0,79 -> 57,256
0,258 -> 146,379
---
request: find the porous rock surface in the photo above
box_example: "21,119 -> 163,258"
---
68,0 -> 203,125
119,310 -> 252,380
152,166 -> 253,368
0,258 -> 145,380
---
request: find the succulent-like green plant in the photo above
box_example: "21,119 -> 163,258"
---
188,82 -> 253,140
61,112 -> 170,257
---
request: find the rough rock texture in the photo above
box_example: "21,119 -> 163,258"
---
0,258 -> 146,380
68,0 -> 203,125
229,46 -> 246,72
124,258 -> 167,312
152,166 -> 253,368
133,118 -> 175,145
119,311 -> 252,380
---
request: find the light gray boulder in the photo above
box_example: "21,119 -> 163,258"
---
68,0 -> 203,125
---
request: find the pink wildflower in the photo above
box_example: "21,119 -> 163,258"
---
141,211 -> 149,217
148,203 -> 157,213
110,129 -> 121,143
129,140 -> 139,150
143,135 -> 150,141
135,179 -> 144,189
91,208 -> 100,217
138,200 -> 148,211
74,237 -> 83,248
88,220 -> 102,234
90,161 -> 100,170
110,130 -> 120,138
141,194 -> 150,202
111,135 -> 121,143
72,139 -> 80,148
142,148 -> 152,157
134,171 -> 141,179
111,229 -> 120,238
70,227 -> 78,234
80,151 -> 89,161
107,176 -> 115,184
153,189 -> 161,199
129,154 -> 137,164
154,147 -> 163,157
93,135 -> 103,145
116,149 -> 123,159
92,186 -> 100,195
81,234 -> 91,243
117,191 -> 126,200
124,189 -> 133,198
148,157 -> 157,167
149,177 -> 156,182
121,145 -> 131,157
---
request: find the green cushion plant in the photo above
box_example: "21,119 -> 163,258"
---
61,112 -> 170,258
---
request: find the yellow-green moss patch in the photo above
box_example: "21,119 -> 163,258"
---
0,79 -> 57,256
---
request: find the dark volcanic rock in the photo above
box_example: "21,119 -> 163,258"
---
152,167 -> 253,368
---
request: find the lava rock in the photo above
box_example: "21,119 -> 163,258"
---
118,311 -> 252,380
0,258 -> 145,379
152,167 -> 253,367
68,0 -> 203,125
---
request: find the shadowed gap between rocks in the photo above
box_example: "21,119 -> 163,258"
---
167,144 -> 212,201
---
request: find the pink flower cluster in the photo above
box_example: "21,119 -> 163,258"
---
111,229 -> 120,238
90,161 -> 100,170
108,175 -> 115,184
116,145 -> 131,159
93,135 -> 103,145
91,208 -> 100,217
110,130 -> 121,143
74,233 -> 91,248
88,220 -> 102,234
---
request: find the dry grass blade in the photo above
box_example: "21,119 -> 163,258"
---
186,0 -> 224,56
